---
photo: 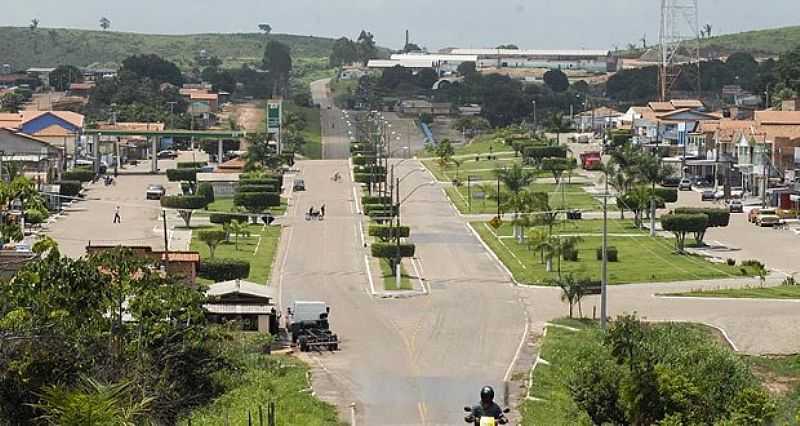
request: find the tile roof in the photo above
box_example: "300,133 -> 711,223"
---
19,111 -> 85,128
754,111 -> 800,125
190,92 -> 218,101
670,99 -> 704,109
648,102 -> 675,112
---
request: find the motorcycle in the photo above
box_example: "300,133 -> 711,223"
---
463,405 -> 509,426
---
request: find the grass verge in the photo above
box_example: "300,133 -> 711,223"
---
445,182 -> 608,215
471,219 -> 753,285
190,224 -> 281,285
665,284 -> 800,299
378,258 -> 413,291
199,198 -> 289,217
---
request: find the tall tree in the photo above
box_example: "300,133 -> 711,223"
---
356,30 -> 378,66
329,37 -> 360,67
262,40 -> 292,97
543,69 -> 569,93
50,65 -> 83,92
29,18 -> 39,31
122,54 -> 183,86
258,23 -> 272,36
99,17 -> 111,31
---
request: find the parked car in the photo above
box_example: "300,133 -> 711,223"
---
678,178 -> 692,191
757,214 -> 781,227
701,190 -> 716,201
728,200 -> 743,213
662,176 -> 681,188
293,178 -> 306,191
157,150 -> 178,159
146,184 -> 166,200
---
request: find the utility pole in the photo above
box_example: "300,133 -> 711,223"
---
162,210 -> 170,269
601,167 -> 609,331
395,176 -> 401,289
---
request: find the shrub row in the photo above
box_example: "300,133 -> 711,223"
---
364,204 -> 398,216
62,169 -> 95,183
238,184 -> 278,193
362,195 -> 392,205
673,207 -> 730,228
233,192 -> 280,212
209,213 -> 249,224
354,173 -> 387,184
352,155 -> 377,166
354,165 -> 386,175
177,161 -> 207,169
57,180 -> 82,197
368,224 -> 410,240
197,258 -> 250,281
523,145 -> 567,161
371,243 -> 416,259
160,195 -> 207,210
166,168 -> 199,182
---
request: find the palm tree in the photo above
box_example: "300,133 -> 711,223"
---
29,18 -> 39,31
224,220 -> 250,250
549,274 -> 586,318
496,164 -> 536,239
704,23 -> 713,39
533,235 -> 557,272
548,112 -> 569,144
526,227 -> 549,264
504,190 -> 548,241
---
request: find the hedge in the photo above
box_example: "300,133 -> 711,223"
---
166,168 -> 199,182
352,155 -> 377,166
362,196 -> 392,205
371,242 -> 416,259
368,224 -> 410,240
238,184 -> 277,193
160,195 -> 207,210
62,169 -> 95,183
177,161 -> 207,169
197,183 -> 215,206
354,172 -> 387,184
354,165 -> 386,175
58,180 -> 82,197
364,204 -> 398,216
239,178 -> 281,190
673,207 -> 730,228
653,188 -> 678,204
595,246 -> 619,262
209,213 -> 249,224
523,145 -> 567,161
197,258 -> 250,281
234,192 -> 281,212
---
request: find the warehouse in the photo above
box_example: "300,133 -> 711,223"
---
446,48 -> 619,73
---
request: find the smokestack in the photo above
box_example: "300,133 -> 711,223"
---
405,30 -> 409,49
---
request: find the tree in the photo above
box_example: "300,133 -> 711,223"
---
50,65 -> 83,92
704,23 -> 713,38
99,17 -> 111,31
457,61 -> 477,77
198,230 -> 226,258
262,40 -> 292,97
416,68 -> 439,89
329,37 -> 360,67
403,43 -> 422,52
569,357 -> 627,426
541,157 -> 577,184
435,139 -> 455,169
258,23 -> 272,36
661,213 -> 708,253
223,220 -> 250,250
496,44 -> 519,49
29,18 -> 39,31
160,195 -> 207,227
356,30 -> 378,66
121,54 -> 183,86
550,273 -> 587,318
543,69 -> 569,93
673,207 -> 730,245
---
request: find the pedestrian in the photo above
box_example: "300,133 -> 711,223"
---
113,205 -> 121,224
321,204 -> 326,218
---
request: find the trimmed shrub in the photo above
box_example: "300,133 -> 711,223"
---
368,224 -> 410,240
210,213 -> 249,224
596,246 -> 618,262
177,161 -> 207,169
662,213 -> 709,252
352,155 -> 377,166
62,169 -> 95,183
160,195 -> 207,210
166,168 -> 199,182
197,258 -> 250,281
674,207 -> 730,228
197,183 -> 215,206
653,188 -> 678,204
24,208 -> 48,225
362,196 -> 392,205
563,247 -> 579,262
238,184 -> 277,193
354,173 -> 386,184
57,180 -> 82,197
523,145 -> 567,162
234,192 -> 280,213
726,258 -> 736,266
371,242 -> 416,259
364,204 -> 398,216
354,165 -> 386,175
240,178 -> 282,191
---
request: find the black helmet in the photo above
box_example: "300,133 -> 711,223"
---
480,386 -> 495,402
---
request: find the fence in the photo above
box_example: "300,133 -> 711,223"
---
186,402 -> 277,426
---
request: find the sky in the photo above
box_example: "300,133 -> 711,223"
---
4,0 -> 800,51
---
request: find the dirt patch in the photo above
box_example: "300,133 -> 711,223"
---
751,363 -> 800,396
218,101 -> 265,132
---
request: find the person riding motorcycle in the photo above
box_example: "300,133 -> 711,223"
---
465,386 -> 506,424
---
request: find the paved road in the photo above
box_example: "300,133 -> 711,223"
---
311,79 -> 351,160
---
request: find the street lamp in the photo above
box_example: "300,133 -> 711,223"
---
392,180 -> 436,287
531,100 -> 537,132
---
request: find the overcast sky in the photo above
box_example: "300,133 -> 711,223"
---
4,0 -> 800,50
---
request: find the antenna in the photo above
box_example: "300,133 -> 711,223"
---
659,0 -> 701,100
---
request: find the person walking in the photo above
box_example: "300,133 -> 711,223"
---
320,204 -> 326,218
113,206 -> 121,224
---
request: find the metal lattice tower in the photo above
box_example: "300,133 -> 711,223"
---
659,0 -> 701,100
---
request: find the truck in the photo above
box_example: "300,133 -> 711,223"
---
580,151 -> 602,170
287,301 -> 339,352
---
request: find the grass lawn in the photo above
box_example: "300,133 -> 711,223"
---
378,258 -> 413,291
184,335 -> 342,426
446,182 -> 604,215
200,197 -> 288,217
190,224 -> 281,285
284,101 -> 322,159
666,284 -> 800,299
472,219 -> 754,285
422,154 -> 550,182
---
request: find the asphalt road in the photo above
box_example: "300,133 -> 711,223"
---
311,79 -> 351,160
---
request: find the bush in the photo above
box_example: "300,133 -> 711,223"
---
24,208 -> 48,225
196,183 -> 214,206
563,247 -> 579,261
238,184 -> 277,193
166,168 -> 199,182
239,177 -> 281,187
674,207 -> 730,228
354,173 -> 386,184
353,165 -> 386,175
368,224 -> 410,240
160,195 -> 207,210
653,188 -> 678,203
523,145 -> 567,162
352,155 -> 377,166
234,192 -> 280,213
57,180 -> 82,197
209,213 -> 249,224
62,169 -> 95,183
726,258 -> 736,266
177,161 -> 207,169
362,196 -> 392,205
364,204 -> 397,216
741,259 -> 765,270
371,242 -> 416,259
596,246 -> 618,262
197,258 -> 250,281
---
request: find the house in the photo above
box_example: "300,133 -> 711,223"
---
0,128 -> 64,181
81,67 -> 117,82
204,279 -> 279,334
575,106 -> 622,133
85,245 -> 200,285
622,100 -> 719,155
189,92 -> 219,113
67,82 -> 95,98
26,67 -> 56,88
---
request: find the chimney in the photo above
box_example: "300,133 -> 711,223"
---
405,30 -> 409,49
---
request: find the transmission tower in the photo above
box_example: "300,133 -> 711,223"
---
658,0 -> 701,100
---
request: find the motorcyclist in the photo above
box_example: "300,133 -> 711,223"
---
465,386 -> 506,424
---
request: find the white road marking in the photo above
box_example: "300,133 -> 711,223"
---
364,254 -> 377,295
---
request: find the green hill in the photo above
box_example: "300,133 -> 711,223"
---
701,25 -> 800,57
0,26 -> 336,71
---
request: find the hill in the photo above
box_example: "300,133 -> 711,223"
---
0,26 -> 336,71
701,25 -> 800,57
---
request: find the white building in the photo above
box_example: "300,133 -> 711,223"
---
368,53 -> 478,75
447,49 -> 619,73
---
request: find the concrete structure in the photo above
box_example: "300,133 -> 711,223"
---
197,172 -> 239,198
204,279 -> 278,333
447,48 -> 620,73
26,67 -> 56,88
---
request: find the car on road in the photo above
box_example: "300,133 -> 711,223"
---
728,200 -> 743,213
662,176 -> 681,188
701,190 -> 716,201
293,178 -> 305,191
146,184 -> 166,200
678,178 -> 692,191
157,150 -> 178,159
755,209 -> 780,227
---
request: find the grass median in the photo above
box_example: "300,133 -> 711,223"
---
378,258 -> 413,291
190,223 -> 281,285
199,198 -> 289,217
665,284 -> 800,299
471,219 -> 753,285
447,182 -> 606,215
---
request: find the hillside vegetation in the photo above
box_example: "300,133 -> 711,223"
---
0,26 -> 336,70
702,25 -> 800,57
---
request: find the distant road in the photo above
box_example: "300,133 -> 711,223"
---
311,79 -> 351,160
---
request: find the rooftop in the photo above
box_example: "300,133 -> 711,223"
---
754,110 -> 800,125
448,48 -> 610,57
206,279 -> 276,300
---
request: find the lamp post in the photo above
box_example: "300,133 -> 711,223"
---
393,180 -> 436,287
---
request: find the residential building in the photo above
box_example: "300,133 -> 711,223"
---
26,67 -> 56,88
575,106 -> 622,133
204,279 -> 279,334
0,128 -> 64,181
0,111 -> 84,162
621,100 -> 718,156
85,245 -> 200,285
